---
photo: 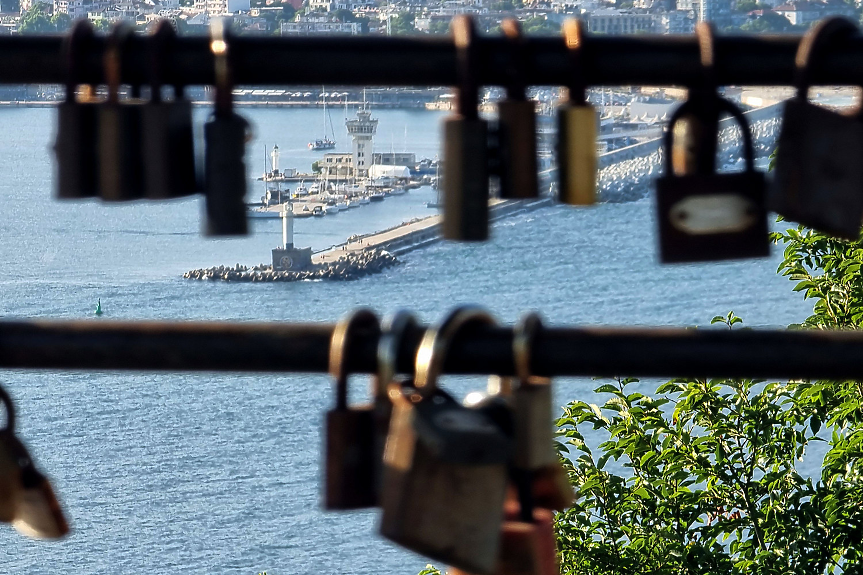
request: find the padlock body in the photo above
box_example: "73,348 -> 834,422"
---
770,99 -> 863,239
98,102 -> 145,201
380,390 -> 508,574
205,114 -> 249,236
443,116 -> 489,241
55,100 -> 99,199
513,379 -> 556,471
142,99 -> 198,199
325,405 -> 376,509
557,104 -> 597,206
656,171 -> 769,263
497,100 -> 538,199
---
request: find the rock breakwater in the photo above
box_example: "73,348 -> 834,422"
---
184,249 -> 400,282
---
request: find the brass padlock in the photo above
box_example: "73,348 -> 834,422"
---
380,307 -> 510,575
142,20 -> 198,200
655,25 -> 768,263
54,21 -> 100,200
557,19 -> 597,206
324,309 -> 381,510
98,23 -> 145,202
770,17 -> 863,240
496,19 -> 538,200
443,15 -> 489,241
204,18 -> 250,236
0,386 -> 69,540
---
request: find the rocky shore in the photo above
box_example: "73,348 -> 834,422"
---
183,249 -> 400,282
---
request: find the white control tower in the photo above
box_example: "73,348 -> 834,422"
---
346,107 -> 378,177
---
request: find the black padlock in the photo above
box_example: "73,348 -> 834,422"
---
324,309 -> 381,510
770,18 -> 863,240
54,21 -> 100,200
496,19 -> 538,200
204,18 -> 249,236
557,19 -> 597,206
142,20 -> 198,200
655,23 -> 768,263
443,15 -> 489,241
656,98 -> 769,263
98,23 -> 145,202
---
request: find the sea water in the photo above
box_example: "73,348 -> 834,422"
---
0,106 -> 811,574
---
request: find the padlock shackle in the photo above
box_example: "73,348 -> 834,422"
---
513,312 -> 545,385
501,19 -> 528,102
414,306 -> 496,398
210,18 -> 235,119
377,310 -> 419,401
663,97 -> 757,176
63,20 -> 95,104
329,308 -> 380,411
149,20 -> 181,103
451,15 -> 480,121
104,23 -> 134,105
689,22 -> 718,100
794,17 -> 859,102
562,19 -> 588,106
0,384 -> 15,433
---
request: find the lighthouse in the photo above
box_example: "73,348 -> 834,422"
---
271,144 -> 280,176
346,107 -> 378,177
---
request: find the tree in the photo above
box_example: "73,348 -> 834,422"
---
521,16 -> 558,35
740,11 -> 799,33
428,19 -> 449,35
17,2 -> 53,34
50,12 -> 72,32
387,11 -> 415,35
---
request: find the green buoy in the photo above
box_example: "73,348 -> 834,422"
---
94,299 -> 103,316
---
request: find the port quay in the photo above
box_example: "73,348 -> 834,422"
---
185,92 -> 785,283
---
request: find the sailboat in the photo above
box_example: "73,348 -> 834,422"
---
308,88 -> 336,151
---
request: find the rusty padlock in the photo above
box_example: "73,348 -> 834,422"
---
98,23 -> 146,201
324,309 -> 381,510
770,17 -> 863,240
0,386 -> 69,540
204,18 -> 250,236
655,24 -> 768,263
443,15 -> 489,241
557,19 -> 598,206
496,19 -> 538,200
54,20 -> 100,200
380,307 -> 510,575
142,20 -> 198,200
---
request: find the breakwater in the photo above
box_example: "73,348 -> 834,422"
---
598,103 -> 782,203
184,249 -> 400,282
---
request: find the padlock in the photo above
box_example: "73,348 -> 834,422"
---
141,20 -> 198,200
511,313 -> 574,513
98,23 -> 145,202
54,20 -> 100,200
380,307 -> 510,574
204,18 -> 250,236
0,386 -> 69,540
324,309 -> 381,510
442,15 -> 489,241
770,17 -> 863,240
557,19 -> 597,206
655,25 -> 768,263
496,19 -> 538,200
656,98 -> 768,263
375,310 -> 421,495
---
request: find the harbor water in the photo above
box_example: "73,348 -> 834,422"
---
0,107 -> 810,574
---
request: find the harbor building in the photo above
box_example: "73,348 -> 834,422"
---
346,108 -> 378,177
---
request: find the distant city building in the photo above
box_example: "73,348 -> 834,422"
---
654,9 -> 695,32
280,13 -> 362,34
584,8 -> 655,33
347,108 -> 377,176
773,0 -> 854,24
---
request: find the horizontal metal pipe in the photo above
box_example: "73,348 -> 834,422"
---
1,319 -> 862,380
2,33 -> 863,88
